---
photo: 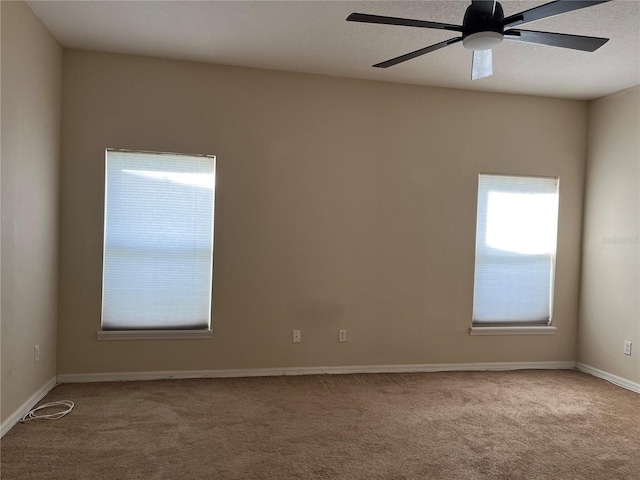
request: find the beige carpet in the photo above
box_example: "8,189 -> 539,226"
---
1,370 -> 638,479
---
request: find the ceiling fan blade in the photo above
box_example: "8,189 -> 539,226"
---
504,29 -> 609,52
471,0 -> 496,15
503,0 -> 612,28
471,49 -> 493,80
347,13 -> 463,32
373,37 -> 462,68
373,38 -> 462,68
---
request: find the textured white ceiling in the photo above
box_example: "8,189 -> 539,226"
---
27,0 -> 640,99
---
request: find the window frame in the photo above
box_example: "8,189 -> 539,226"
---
470,173 -> 559,336
98,148 -> 216,341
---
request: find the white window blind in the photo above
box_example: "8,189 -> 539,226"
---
472,174 -> 559,326
102,150 -> 216,330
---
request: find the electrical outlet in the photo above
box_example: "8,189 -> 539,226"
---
292,330 -> 301,343
339,329 -> 347,343
34,345 -> 40,363
623,341 -> 632,356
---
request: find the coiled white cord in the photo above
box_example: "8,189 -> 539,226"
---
20,400 -> 74,422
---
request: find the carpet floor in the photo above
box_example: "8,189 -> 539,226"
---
1,370 -> 639,479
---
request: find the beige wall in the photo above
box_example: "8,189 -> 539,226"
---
579,86 -> 640,384
58,50 -> 588,375
1,2 -> 62,423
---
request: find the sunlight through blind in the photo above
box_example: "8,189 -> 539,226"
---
472,174 -> 559,326
102,150 -> 215,330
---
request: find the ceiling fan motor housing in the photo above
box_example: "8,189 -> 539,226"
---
462,1 -> 505,51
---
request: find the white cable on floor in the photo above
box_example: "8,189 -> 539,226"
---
20,400 -> 74,422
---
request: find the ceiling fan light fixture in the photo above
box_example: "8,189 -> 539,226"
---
463,31 -> 503,51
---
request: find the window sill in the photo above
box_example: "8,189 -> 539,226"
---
469,326 -> 556,336
97,329 -> 213,341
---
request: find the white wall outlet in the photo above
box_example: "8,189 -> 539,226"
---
292,330 -> 301,343
34,345 -> 40,363
339,329 -> 347,343
623,341 -> 632,355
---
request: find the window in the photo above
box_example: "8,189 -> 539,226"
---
471,174 -> 559,333
101,149 -> 215,335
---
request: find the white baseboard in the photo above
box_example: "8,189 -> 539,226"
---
576,362 -> 640,394
1,376 -> 58,438
56,361 -> 576,384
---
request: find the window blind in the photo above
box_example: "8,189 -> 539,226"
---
102,150 -> 215,330
472,174 -> 559,326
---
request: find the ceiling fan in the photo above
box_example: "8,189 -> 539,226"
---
346,0 -> 611,80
